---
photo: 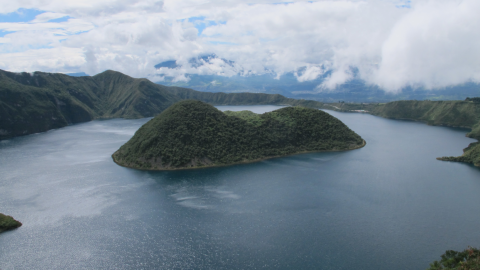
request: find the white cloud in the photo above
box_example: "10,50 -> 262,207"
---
31,12 -> 69,23
372,0 -> 480,90
295,65 -> 328,82
0,0 -> 479,91
0,47 -> 85,72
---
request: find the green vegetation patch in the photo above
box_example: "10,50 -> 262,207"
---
223,110 -> 264,127
427,247 -> 480,270
112,100 -> 364,170
0,213 -> 22,233
437,142 -> 480,167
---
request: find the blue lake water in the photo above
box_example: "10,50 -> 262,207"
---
0,106 -> 479,269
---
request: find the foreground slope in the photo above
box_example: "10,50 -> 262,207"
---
112,100 -> 364,170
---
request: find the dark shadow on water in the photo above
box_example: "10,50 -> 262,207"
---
128,150 -> 354,186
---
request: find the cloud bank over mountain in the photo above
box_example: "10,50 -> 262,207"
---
0,0 -> 479,91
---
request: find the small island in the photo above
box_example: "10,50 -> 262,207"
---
0,213 -> 22,233
112,100 -> 365,170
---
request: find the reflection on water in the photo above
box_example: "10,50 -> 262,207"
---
0,107 -> 479,270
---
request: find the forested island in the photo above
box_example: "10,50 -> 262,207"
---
112,100 -> 364,170
0,213 -> 22,233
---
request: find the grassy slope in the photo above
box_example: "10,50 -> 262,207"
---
91,71 -> 181,118
0,71 -> 95,139
112,100 -> 364,170
0,213 -> 22,233
0,69 -> 183,139
370,100 -> 480,133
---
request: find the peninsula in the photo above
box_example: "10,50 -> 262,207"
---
0,213 -> 22,233
112,100 -> 365,170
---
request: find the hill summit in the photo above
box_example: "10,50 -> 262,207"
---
112,100 -> 365,170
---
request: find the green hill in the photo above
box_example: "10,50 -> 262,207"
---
167,86 -> 324,107
0,69 -> 181,139
112,100 -> 364,170
0,213 -> 22,233
369,100 -> 480,137
0,69 -> 325,140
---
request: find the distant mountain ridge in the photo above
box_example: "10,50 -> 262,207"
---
154,56 -> 480,102
0,69 -> 325,140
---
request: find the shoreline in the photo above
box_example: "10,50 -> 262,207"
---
112,139 -> 366,172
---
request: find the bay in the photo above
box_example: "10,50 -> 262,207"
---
0,106 -> 479,269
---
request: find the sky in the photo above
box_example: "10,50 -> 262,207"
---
0,0 -> 479,92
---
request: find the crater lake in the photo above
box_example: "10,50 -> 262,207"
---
0,106 -> 479,270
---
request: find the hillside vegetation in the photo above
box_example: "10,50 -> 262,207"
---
0,213 -> 22,233
112,100 -> 364,170
167,87 -> 324,107
427,247 -> 480,270
0,69 -> 325,140
0,69 -> 181,139
370,100 -> 480,138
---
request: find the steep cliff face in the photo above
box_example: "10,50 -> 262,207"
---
90,70 -> 182,118
0,72 -> 95,140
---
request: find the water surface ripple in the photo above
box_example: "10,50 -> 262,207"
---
0,107 -> 479,269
